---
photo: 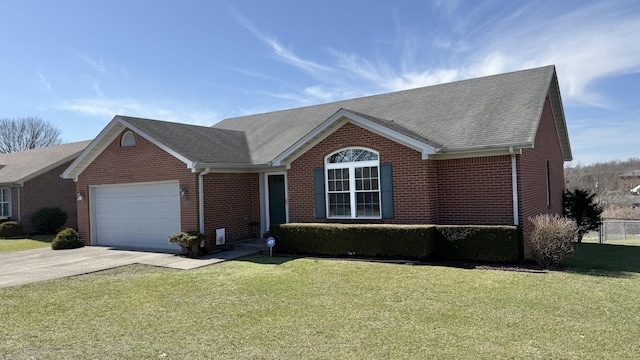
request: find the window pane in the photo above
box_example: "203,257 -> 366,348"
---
327,149 -> 379,163
1,203 -> 8,216
356,192 -> 380,216
329,193 -> 351,216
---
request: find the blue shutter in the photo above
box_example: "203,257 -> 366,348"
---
380,163 -> 393,219
313,167 -> 326,218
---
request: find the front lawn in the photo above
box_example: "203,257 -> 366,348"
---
0,244 -> 639,359
0,235 -> 54,253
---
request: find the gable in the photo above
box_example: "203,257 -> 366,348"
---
63,116 -> 254,180
272,109 -> 438,167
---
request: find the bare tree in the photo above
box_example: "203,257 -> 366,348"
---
0,117 -> 62,153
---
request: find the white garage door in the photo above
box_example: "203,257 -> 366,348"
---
93,182 -> 181,250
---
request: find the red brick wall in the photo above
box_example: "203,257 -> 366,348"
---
287,121 -> 545,228
75,129 -> 199,245
20,161 -> 78,233
435,156 -> 514,225
518,96 -> 566,252
288,121 -> 439,224
202,173 -> 260,247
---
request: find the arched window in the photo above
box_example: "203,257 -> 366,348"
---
325,148 -> 380,218
121,131 -> 136,147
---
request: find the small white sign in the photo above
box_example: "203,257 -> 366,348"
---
216,228 -> 225,245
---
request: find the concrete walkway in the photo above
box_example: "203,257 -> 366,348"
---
0,239 -> 267,288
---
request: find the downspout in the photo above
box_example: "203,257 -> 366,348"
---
17,186 -> 21,223
509,147 -> 519,225
198,167 -> 211,233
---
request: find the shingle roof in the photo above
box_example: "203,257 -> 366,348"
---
63,65 -> 571,178
213,65 -> 567,164
118,117 -> 252,164
0,141 -> 91,185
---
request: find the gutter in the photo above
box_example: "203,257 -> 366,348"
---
198,167 -> 211,233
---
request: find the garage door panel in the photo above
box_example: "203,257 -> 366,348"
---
94,182 -> 181,250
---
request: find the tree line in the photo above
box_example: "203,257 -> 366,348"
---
0,117 -> 61,154
565,158 -> 640,194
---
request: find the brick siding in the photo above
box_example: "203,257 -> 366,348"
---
289,121 -> 517,226
75,129 -> 199,245
202,173 -> 260,248
435,156 -> 514,225
19,161 -> 79,233
517,96 -> 566,255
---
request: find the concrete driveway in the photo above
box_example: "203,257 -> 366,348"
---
0,240 -> 266,288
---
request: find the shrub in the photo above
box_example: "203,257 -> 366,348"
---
564,188 -> 603,243
51,228 -> 82,250
0,221 -> 23,238
0,216 -> 11,225
435,225 -> 522,262
270,223 -> 438,260
270,224 -> 524,263
529,214 -> 577,268
31,208 -> 68,234
168,231 -> 206,257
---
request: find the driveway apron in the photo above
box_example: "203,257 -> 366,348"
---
0,240 -> 265,288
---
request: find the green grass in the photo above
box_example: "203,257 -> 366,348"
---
1,245 -> 639,359
0,235 -> 54,252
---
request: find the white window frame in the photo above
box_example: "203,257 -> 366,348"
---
0,188 -> 11,217
325,148 -> 381,219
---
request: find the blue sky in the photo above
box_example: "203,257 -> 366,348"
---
1,0 -> 639,165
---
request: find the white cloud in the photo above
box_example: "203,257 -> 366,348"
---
235,14 -> 333,74
69,50 -> 107,74
57,98 -> 218,126
38,73 -> 53,94
319,2 -> 640,108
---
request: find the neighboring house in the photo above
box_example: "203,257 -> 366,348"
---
619,170 -> 640,194
62,65 -> 571,256
0,141 -> 91,233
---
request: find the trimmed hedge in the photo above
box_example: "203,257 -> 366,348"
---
31,208 -> 68,234
269,224 -> 437,261
269,223 -> 522,263
0,221 -> 23,238
435,225 -> 522,262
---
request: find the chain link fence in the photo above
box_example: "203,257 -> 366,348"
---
597,219 -> 640,245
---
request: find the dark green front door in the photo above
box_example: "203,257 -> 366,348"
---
268,174 -> 287,227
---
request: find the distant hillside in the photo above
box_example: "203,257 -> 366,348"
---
565,158 -> 640,194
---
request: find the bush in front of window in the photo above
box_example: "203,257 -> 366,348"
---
0,221 -> 24,238
30,208 -> 68,234
269,223 -> 523,263
435,225 -> 522,262
269,223 -> 437,260
51,228 -> 83,250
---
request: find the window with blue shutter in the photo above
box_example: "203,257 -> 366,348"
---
315,148 -> 391,219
